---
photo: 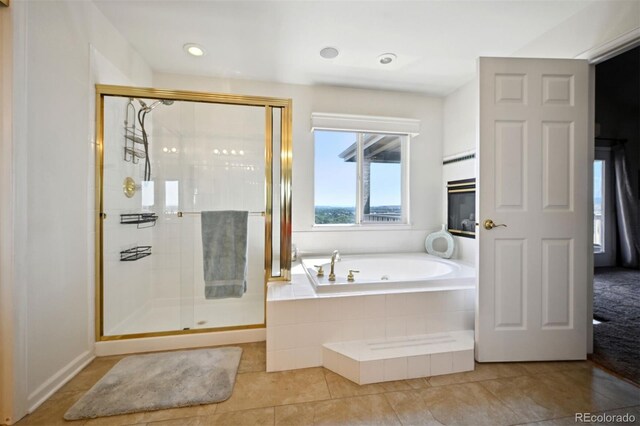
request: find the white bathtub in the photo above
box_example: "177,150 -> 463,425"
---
301,252 -> 475,293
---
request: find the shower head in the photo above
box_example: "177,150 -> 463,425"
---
146,99 -> 174,111
138,99 -> 174,112
135,98 -> 174,182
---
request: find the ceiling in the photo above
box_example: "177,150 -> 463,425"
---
94,0 -> 597,96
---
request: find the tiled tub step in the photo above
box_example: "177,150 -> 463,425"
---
322,330 -> 474,384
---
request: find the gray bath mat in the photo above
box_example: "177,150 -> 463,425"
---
64,347 -> 242,420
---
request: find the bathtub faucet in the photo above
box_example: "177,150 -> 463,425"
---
329,250 -> 341,281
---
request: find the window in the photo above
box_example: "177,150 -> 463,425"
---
593,160 -> 605,253
141,180 -> 154,208
314,130 -> 408,225
165,180 -> 179,214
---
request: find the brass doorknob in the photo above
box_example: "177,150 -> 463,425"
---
483,219 -> 507,230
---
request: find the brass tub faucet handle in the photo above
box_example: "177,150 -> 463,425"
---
347,270 -> 360,282
328,250 -> 341,282
314,265 -> 324,277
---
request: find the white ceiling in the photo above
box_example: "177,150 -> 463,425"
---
93,0 -> 597,96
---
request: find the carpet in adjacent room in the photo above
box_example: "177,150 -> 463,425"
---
591,267 -> 640,385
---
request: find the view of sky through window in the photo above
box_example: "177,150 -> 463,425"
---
314,130 -> 403,224
593,160 -> 604,252
314,131 -> 357,207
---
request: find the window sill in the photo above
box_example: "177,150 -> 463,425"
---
311,223 -> 413,232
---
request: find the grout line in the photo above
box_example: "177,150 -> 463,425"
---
381,391 -> 410,425
426,362 -> 594,388
272,404 -> 276,426
321,368 -> 336,399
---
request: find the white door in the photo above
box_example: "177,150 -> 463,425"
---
477,57 -> 590,361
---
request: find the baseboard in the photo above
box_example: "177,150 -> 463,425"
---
95,328 -> 266,356
26,350 -> 94,414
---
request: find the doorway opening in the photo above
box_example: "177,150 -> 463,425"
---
591,46 -> 640,385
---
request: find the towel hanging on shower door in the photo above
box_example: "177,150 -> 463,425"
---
201,210 -> 248,299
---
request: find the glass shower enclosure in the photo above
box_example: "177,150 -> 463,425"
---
95,85 -> 292,339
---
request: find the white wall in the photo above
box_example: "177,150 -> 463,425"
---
442,79 -> 478,264
2,0 -> 151,422
154,73 -> 444,256
443,79 -> 478,159
514,1 -> 640,60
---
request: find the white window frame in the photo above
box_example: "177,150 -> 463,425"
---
311,113 -> 419,229
594,147 -> 616,266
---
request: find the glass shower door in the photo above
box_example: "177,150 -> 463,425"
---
156,102 -> 266,331
97,85 -> 291,340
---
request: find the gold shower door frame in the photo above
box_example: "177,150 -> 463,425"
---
95,85 -> 292,341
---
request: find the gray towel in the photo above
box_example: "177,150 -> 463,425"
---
201,210 -> 248,299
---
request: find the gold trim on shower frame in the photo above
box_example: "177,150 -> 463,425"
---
94,84 -> 292,341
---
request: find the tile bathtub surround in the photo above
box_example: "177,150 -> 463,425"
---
266,289 -> 475,373
16,342 -> 640,426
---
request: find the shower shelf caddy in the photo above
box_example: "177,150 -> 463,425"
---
124,143 -> 146,163
120,213 -> 158,228
123,99 -> 146,163
120,246 -> 151,262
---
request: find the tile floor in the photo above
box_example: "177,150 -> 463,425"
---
16,342 -> 640,426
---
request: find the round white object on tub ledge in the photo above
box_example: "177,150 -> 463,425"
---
425,224 -> 455,259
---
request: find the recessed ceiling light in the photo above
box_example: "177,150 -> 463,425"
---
378,53 -> 397,65
320,47 -> 339,59
184,43 -> 205,57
